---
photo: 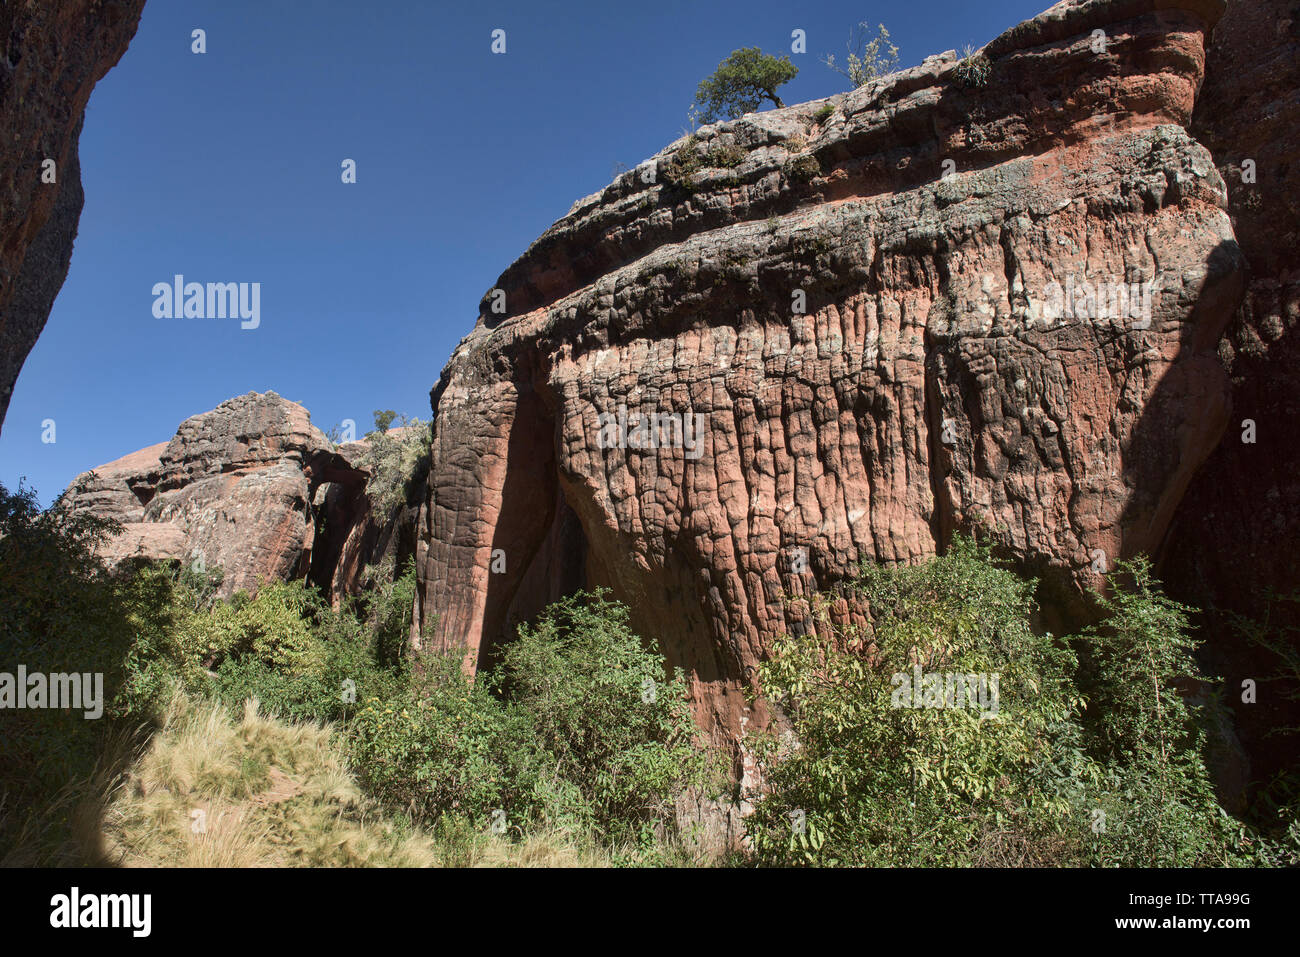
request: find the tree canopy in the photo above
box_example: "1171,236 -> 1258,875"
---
694,47 -> 798,122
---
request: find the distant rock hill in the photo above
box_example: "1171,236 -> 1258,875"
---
64,392 -> 420,602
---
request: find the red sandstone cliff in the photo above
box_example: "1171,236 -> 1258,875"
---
31,0 -> 1297,774
413,0 -> 1243,745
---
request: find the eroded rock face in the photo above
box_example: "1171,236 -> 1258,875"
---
414,0 -> 1242,744
0,0 -> 145,433
65,392 -> 385,598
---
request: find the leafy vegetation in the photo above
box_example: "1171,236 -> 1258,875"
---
499,592 -> 717,841
2,478 -> 1291,867
357,409 -> 431,516
0,481 -> 715,865
662,136 -> 747,191
353,590 -> 715,854
746,537 -> 1282,867
784,154 -> 821,185
1,481 -> 171,860
694,47 -> 798,123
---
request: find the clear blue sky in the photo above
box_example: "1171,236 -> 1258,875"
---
1,0 -> 1046,505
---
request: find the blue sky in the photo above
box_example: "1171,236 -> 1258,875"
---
0,0 -> 1046,505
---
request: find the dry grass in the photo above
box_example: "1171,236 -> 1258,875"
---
96,693 -> 618,868
0,723 -> 142,867
100,694 -> 442,866
5,692 -> 702,868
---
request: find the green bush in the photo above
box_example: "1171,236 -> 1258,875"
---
747,536 -> 1090,865
1076,559 -> 1251,866
747,537 -> 1267,867
0,482 -> 189,857
784,154 -> 821,185
207,565 -> 416,724
348,589 -> 714,847
498,590 -> 715,843
359,410 -> 431,516
348,651 -> 544,828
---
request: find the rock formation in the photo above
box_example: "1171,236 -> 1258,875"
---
64,392 -> 410,600
413,0 -> 1245,746
0,0 -> 145,434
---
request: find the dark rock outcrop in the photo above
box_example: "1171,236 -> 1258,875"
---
1161,0 -> 1300,793
0,0 -> 145,433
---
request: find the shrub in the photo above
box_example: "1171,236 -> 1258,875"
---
822,22 -> 899,89
747,536 -> 1090,865
662,135 -> 704,190
785,154 -> 821,185
350,589 -> 715,847
954,45 -> 992,88
1076,559 -> 1252,866
0,482 -> 182,858
207,566 -> 416,724
498,590 -> 715,843
746,537 -> 1267,867
358,410 -> 431,516
348,651 -> 544,828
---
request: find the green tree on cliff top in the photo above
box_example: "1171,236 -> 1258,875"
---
694,47 -> 798,122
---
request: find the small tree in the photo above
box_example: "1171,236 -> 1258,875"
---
694,47 -> 798,122
822,22 -> 898,89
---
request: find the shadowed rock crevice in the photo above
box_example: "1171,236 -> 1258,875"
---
1160,0 -> 1300,797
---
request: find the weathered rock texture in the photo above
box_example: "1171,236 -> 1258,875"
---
414,0 -> 1245,746
64,392 -> 407,599
0,0 -> 145,433
1161,0 -> 1300,789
